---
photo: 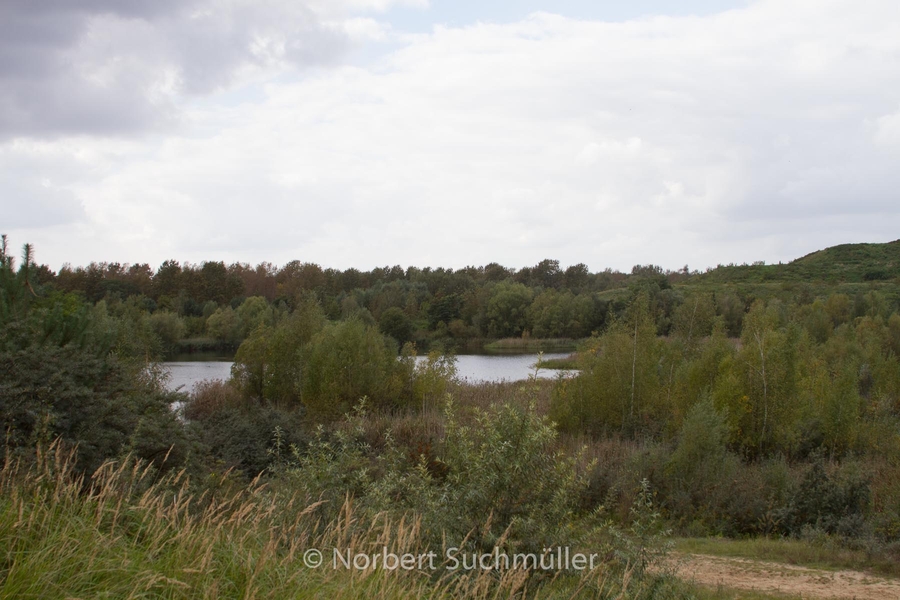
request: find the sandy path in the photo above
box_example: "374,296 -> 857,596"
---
671,553 -> 900,599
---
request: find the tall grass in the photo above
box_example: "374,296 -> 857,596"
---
0,441 -> 689,599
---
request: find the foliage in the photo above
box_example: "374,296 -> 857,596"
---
301,318 -> 411,416
278,395 -> 593,556
15,232 -> 900,353
378,305 -> 413,345
6,235 -> 900,595
0,241 -> 192,474
410,347 -> 457,412
433,398 -> 591,553
694,239 -> 900,284
664,398 -> 738,523
234,295 -> 273,338
0,337 -> 188,473
607,479 -> 673,578
182,380 -> 307,477
550,292 -> 662,436
671,292 -> 716,345
778,461 -> 871,537
528,289 -> 595,338
0,441 -> 694,600
205,305 -> 241,345
231,298 -> 326,404
148,310 -> 186,355
713,300 -> 802,456
485,281 -> 533,338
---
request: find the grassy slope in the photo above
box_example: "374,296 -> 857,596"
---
691,240 -> 900,285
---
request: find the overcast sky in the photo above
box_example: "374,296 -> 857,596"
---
2,0 -> 899,273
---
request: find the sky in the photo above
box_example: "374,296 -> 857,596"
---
2,0 -> 900,273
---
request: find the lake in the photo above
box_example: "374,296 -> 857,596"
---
163,353 -> 573,394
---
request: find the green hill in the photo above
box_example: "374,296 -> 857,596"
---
693,239 -> 900,284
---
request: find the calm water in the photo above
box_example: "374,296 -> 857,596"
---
164,361 -> 234,393
163,353 -> 572,394
449,353 -> 571,384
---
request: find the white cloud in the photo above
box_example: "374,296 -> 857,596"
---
0,0 -> 424,138
3,0 -> 900,272
873,108 -> 900,148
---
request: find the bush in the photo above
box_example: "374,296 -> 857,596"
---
379,306 -> 413,345
432,399 -> 591,553
148,310 -> 185,355
277,396 -> 594,556
183,380 -> 307,478
410,346 -> 457,412
607,479 -> 673,578
550,293 -> 663,437
778,460 -> 871,538
301,318 -> 411,416
231,299 -> 325,404
182,379 -> 244,421
0,322 -> 191,474
664,398 -> 739,527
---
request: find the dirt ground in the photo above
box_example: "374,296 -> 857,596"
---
671,553 -> 900,599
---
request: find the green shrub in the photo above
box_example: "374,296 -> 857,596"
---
0,321 -> 190,475
301,318 -> 411,416
148,310 -> 185,355
607,479 -> 673,578
378,306 -> 413,345
231,298 -> 325,403
410,346 -> 457,412
278,396 -> 593,556
664,398 -> 739,527
432,399 -> 590,553
778,460 -> 871,538
183,379 -> 307,478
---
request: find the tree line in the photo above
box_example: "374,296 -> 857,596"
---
44,257 -> 643,347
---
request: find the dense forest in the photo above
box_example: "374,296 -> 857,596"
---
3,234 -> 900,598
39,254 -> 636,352
24,238 -> 900,356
